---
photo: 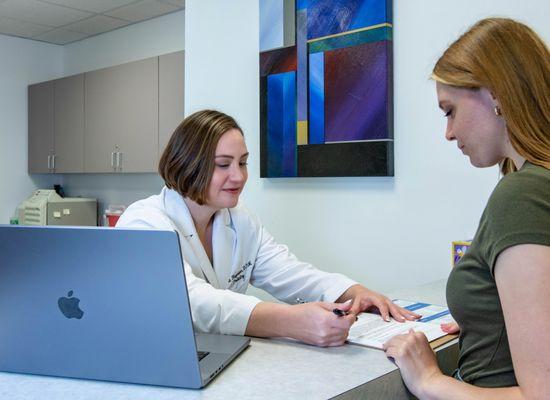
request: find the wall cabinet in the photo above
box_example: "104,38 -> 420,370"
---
28,75 -> 85,173
159,51 -> 185,160
28,51 -> 184,174
85,57 -> 159,173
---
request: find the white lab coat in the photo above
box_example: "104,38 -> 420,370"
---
117,187 -> 356,335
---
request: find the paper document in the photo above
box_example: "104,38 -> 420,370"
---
347,300 -> 454,350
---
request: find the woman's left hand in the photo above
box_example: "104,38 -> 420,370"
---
383,329 -> 443,397
338,284 -> 421,322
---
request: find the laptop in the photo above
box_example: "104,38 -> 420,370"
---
0,225 -> 250,389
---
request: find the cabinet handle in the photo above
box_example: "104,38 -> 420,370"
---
111,152 -> 115,169
47,155 -> 51,170
52,154 -> 56,171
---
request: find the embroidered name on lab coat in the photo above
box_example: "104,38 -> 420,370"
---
228,261 -> 252,284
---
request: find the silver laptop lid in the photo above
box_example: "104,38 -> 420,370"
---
0,225 -> 203,388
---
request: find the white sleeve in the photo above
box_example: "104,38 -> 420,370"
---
184,265 -> 261,335
250,226 -> 357,304
118,204 -> 261,335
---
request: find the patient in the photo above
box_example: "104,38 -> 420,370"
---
383,18 -> 550,399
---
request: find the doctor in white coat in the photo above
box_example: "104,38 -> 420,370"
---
118,110 -> 418,347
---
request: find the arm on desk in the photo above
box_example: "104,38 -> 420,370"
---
384,244 -> 550,400
245,301 -> 356,347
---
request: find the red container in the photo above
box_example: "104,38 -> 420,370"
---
106,213 -> 121,227
103,205 -> 126,227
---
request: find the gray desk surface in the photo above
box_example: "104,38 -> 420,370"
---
0,279 -> 457,400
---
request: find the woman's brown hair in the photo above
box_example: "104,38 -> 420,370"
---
432,18 -> 550,174
159,110 -> 243,205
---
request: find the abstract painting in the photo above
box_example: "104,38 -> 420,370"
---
260,0 -> 393,177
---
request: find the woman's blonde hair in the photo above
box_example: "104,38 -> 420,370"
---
159,110 -> 243,205
432,18 -> 550,174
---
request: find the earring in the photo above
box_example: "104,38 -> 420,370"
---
494,106 -> 502,116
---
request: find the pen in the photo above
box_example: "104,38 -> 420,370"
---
332,308 -> 349,317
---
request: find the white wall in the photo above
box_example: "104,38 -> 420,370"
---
61,9 -> 185,213
185,0 -> 549,295
0,34 -> 62,224
64,9 -> 185,75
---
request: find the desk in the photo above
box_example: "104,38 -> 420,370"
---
0,279 -> 457,400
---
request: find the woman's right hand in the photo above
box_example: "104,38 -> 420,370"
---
286,300 -> 356,347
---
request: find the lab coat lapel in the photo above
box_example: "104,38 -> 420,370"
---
213,208 -> 236,290
163,188 -> 220,288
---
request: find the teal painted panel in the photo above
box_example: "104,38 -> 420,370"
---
309,26 -> 392,54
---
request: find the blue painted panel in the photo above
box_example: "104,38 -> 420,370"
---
297,0 -> 309,10
350,0 -> 388,30
297,9 -> 308,121
260,0 -> 284,51
308,52 -> 324,144
267,72 -> 297,177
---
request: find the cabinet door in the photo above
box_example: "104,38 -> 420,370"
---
119,57 -> 158,172
84,67 -> 118,173
159,51 -> 184,160
54,74 -> 84,173
28,82 -> 54,173
85,57 -> 159,173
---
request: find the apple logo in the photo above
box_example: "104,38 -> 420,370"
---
58,290 -> 84,319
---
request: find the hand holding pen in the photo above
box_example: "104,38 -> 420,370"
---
284,299 -> 356,347
332,299 -> 359,321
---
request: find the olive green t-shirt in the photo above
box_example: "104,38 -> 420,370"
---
446,161 -> 550,388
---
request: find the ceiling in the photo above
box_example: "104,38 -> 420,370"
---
0,0 -> 184,45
